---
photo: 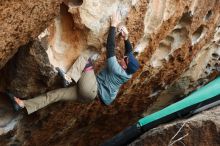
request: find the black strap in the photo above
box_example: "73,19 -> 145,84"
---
101,123 -> 142,146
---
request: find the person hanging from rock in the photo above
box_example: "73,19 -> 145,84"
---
6,12 -> 140,114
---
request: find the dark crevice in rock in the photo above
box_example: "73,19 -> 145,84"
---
192,25 -> 207,45
69,0 -> 83,6
204,10 -> 213,21
179,12 -> 193,26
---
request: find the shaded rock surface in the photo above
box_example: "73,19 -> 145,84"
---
0,0 -> 220,146
0,41 -> 59,97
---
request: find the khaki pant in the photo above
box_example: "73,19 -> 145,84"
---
23,52 -> 98,114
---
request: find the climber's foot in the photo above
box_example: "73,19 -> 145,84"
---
6,92 -> 24,112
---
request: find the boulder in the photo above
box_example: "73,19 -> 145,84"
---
130,106 -> 220,146
0,0 -> 62,69
0,0 -> 220,145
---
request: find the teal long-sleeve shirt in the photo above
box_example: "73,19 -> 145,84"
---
97,56 -> 131,105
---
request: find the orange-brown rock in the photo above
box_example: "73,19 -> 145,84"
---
0,0 -> 62,69
0,0 -> 220,146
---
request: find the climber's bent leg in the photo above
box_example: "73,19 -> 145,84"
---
66,51 -> 91,83
77,70 -> 98,103
23,86 -> 78,114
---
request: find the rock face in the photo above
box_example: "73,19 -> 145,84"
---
0,0 -> 61,69
0,0 -> 220,146
0,41 -> 58,97
130,106 -> 220,146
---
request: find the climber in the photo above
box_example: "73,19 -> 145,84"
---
6,12 -> 140,114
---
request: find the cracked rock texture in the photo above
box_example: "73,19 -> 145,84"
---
0,0 -> 220,146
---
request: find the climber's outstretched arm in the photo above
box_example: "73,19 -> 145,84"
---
105,13 -> 126,75
106,12 -> 120,58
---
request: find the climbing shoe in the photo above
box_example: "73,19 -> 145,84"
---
83,58 -> 94,72
56,67 -> 72,87
6,92 -> 23,112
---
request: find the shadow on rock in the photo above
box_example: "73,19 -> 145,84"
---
0,92 -> 21,134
